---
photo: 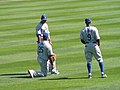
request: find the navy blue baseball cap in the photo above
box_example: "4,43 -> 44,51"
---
85,18 -> 91,23
43,33 -> 49,39
41,14 -> 48,20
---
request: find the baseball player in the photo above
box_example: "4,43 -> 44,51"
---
35,14 -> 59,74
36,14 -> 51,44
80,18 -> 107,78
28,33 -> 59,78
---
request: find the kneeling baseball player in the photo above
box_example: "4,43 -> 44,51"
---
28,33 -> 59,78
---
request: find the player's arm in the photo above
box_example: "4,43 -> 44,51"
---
37,35 -> 41,42
36,34 -> 42,43
95,28 -> 100,46
36,28 -> 42,43
81,39 -> 86,44
48,38 -> 52,45
97,39 -> 100,46
80,30 -> 86,44
47,31 -> 52,45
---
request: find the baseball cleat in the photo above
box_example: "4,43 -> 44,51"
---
28,70 -> 35,78
51,70 -> 60,75
101,74 -> 107,78
88,75 -> 92,79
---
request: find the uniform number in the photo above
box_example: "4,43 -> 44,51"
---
38,46 -> 43,53
87,34 -> 91,41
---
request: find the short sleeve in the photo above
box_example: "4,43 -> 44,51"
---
94,27 -> 100,39
80,30 -> 84,40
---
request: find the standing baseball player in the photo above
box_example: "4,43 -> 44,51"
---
35,14 -> 59,74
80,18 -> 107,78
28,33 -> 59,78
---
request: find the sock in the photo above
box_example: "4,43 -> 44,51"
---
47,60 -> 52,72
87,63 -> 92,75
52,61 -> 56,71
99,62 -> 104,74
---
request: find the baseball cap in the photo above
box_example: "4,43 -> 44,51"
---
41,14 -> 48,20
85,18 -> 91,23
43,33 -> 49,39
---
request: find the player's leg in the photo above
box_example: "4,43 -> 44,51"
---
93,45 -> 107,78
47,59 -> 59,74
28,57 -> 47,78
28,69 -> 36,78
38,57 -> 47,77
28,56 -> 39,78
28,69 -> 45,78
40,61 -> 47,76
51,60 -> 59,74
52,60 -> 56,71
85,47 -> 92,78
47,60 -> 52,72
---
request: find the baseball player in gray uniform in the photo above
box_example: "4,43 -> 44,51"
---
28,33 -> 58,78
35,14 -> 59,75
80,18 -> 107,78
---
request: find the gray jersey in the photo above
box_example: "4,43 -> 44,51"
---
80,26 -> 100,43
37,41 -> 53,60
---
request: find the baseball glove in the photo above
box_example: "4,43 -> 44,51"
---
48,53 -> 56,69
49,53 -> 56,61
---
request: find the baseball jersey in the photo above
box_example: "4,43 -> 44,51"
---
37,41 -> 54,60
36,22 -> 50,39
80,26 -> 100,44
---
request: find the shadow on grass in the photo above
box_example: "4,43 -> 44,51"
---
0,72 -> 30,78
0,72 -> 89,80
39,77 -> 88,80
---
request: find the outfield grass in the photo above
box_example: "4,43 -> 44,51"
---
0,0 -> 120,90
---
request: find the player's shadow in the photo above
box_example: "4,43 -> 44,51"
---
0,72 -> 30,78
0,73 -> 90,80
40,77 -> 88,80
0,73 -> 88,80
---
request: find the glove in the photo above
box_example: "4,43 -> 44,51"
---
49,53 -> 56,61
48,53 -> 56,69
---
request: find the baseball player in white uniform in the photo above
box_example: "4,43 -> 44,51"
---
36,14 -> 51,44
80,18 -> 107,78
28,33 -> 59,78
35,14 -> 59,75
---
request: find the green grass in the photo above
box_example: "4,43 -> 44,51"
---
0,0 -> 120,90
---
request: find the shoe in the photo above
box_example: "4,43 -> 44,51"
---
101,74 -> 107,78
88,75 -> 92,79
28,70 -> 35,78
51,70 -> 60,75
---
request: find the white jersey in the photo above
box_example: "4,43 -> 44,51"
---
36,22 -> 50,39
37,41 -> 53,60
80,26 -> 100,44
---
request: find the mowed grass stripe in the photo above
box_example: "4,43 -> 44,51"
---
0,0 -> 119,19
0,3 -> 119,21
0,0 -> 118,9
0,52 -> 36,64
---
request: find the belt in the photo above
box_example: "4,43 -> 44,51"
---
85,42 -> 97,47
86,42 -> 96,44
